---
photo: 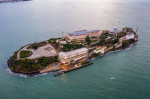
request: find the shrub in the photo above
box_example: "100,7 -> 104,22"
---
112,37 -> 119,44
20,51 -> 33,58
13,52 -> 17,59
48,38 -> 57,44
61,43 -> 83,52
85,36 -> 91,45
27,41 -> 47,49
100,33 -> 106,40
129,39 -> 135,43
89,53 -> 101,59
8,56 -> 58,72
122,40 -> 130,48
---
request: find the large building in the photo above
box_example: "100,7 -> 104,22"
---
66,30 -> 102,41
94,46 -> 107,54
126,33 -> 135,40
59,48 -> 88,64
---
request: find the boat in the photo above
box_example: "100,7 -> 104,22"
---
53,71 -> 64,77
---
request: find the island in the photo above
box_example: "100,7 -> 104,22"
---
7,27 -> 138,76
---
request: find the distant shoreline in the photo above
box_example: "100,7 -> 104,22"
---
0,0 -> 30,3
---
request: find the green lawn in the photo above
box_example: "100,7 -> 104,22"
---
20,51 -> 33,58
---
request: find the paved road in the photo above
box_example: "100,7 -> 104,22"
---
17,41 -> 58,60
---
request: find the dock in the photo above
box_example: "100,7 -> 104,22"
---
53,61 -> 93,76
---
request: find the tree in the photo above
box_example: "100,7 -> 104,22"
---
86,36 -> 91,45
112,37 -> 119,44
122,40 -> 130,48
100,34 -> 106,40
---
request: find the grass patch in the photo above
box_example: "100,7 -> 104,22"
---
20,51 -> 33,58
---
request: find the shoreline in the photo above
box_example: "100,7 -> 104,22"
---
7,41 -> 138,77
7,27 -> 138,76
92,41 -> 138,60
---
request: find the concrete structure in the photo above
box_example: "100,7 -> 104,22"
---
66,30 -> 102,41
126,34 -> 134,40
59,48 -> 88,64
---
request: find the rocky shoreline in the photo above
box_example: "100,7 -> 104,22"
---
7,39 -> 138,76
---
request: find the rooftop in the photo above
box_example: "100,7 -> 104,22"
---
59,48 -> 88,56
68,30 -> 101,37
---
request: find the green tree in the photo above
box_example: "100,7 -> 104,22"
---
122,40 -> 130,48
100,34 -> 106,40
86,36 -> 91,45
112,37 -> 119,44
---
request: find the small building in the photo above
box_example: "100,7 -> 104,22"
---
56,39 -> 67,44
94,46 -> 107,54
59,48 -> 88,64
126,34 -> 134,40
66,30 -> 102,41
60,41 -> 67,44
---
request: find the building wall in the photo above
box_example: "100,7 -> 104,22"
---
66,31 -> 102,41
126,34 -> 134,40
88,31 -> 103,37
59,49 -> 88,64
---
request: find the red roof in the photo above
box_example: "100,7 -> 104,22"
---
99,46 -> 103,49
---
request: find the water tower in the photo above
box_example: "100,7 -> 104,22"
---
113,26 -> 118,35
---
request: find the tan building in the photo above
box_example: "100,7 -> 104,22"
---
59,48 -> 88,64
66,30 -> 102,41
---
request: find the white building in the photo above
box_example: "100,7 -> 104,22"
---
59,48 -> 88,64
126,34 -> 134,40
66,30 -> 102,41
94,46 -> 107,54
60,41 -> 67,44
56,39 -> 67,44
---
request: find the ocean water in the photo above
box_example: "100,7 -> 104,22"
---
0,0 -> 150,99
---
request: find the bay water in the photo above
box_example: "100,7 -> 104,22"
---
0,0 -> 150,98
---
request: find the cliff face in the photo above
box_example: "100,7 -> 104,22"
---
0,0 -> 29,3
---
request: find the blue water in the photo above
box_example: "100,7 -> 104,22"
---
0,0 -> 150,98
